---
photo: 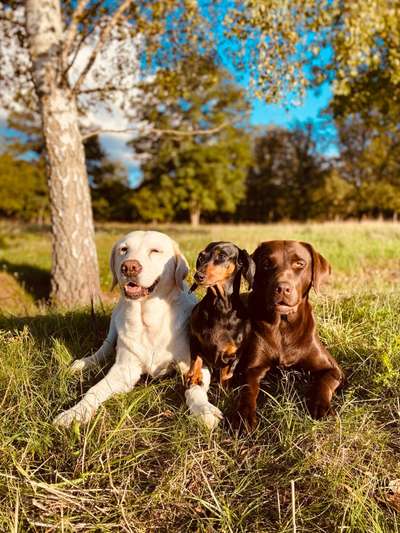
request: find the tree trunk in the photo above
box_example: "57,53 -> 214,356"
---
190,207 -> 201,226
26,0 -> 100,307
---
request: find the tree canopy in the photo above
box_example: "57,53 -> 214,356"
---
0,0 -> 399,307
0,152 -> 48,222
130,57 -> 252,224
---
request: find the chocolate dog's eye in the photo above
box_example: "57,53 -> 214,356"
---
263,260 -> 273,270
294,260 -> 305,269
120,246 -> 128,255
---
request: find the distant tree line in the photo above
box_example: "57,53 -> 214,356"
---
1,54 -> 399,225
1,119 -> 399,225
2,113 -> 399,225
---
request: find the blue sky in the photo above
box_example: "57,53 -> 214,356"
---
0,0 -> 340,184
103,80 -> 336,185
1,82 -> 335,185
122,83 -> 336,184
249,82 -> 338,157
251,83 -> 331,127
0,15 -> 337,184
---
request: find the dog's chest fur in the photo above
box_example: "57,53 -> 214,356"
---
115,293 -> 195,376
257,311 -> 316,368
191,292 -> 249,365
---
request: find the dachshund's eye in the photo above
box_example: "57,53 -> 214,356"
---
293,260 -> 306,269
197,252 -> 206,263
120,246 -> 128,255
216,252 -> 227,262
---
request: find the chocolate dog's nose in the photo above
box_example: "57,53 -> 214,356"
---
275,282 -> 292,295
121,259 -> 142,276
194,271 -> 206,282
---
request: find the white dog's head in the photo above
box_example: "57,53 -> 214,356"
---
110,231 -> 189,300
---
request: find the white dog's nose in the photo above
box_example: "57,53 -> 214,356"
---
121,259 -> 142,276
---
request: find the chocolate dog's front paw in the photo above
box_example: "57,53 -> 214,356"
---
232,405 -> 257,433
308,398 -> 334,419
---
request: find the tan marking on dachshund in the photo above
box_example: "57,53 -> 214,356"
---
186,355 -> 203,386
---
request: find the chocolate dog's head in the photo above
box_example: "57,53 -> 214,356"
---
252,240 -> 331,315
192,241 -> 255,292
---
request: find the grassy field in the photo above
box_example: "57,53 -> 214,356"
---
1,221 -> 400,532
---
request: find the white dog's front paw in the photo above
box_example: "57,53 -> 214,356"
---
70,358 -> 91,373
185,385 -> 223,430
192,402 -> 223,430
53,401 -> 95,427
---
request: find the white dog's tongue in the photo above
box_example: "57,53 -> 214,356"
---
125,283 -> 144,298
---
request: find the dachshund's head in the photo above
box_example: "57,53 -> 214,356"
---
192,241 -> 255,294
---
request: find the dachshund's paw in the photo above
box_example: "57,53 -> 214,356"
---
53,401 -> 95,427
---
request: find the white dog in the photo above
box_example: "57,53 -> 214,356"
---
53,231 -> 222,429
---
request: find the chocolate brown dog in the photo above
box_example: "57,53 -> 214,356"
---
187,242 -> 255,388
235,240 -> 344,429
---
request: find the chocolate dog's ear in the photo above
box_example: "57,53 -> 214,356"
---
302,242 -> 331,293
239,249 -> 256,289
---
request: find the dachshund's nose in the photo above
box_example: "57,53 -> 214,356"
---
194,271 -> 206,282
121,259 -> 142,276
275,282 -> 292,295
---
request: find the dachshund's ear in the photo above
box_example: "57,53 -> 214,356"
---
173,241 -> 189,291
238,248 -> 256,289
302,242 -> 331,293
110,242 -> 118,291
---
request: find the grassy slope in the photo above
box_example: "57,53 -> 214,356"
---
0,221 -> 400,532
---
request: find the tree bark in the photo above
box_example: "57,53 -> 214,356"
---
26,0 -> 100,307
190,207 -> 201,226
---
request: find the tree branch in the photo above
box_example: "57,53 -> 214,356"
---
78,84 -> 134,94
72,0 -> 133,95
64,27 -> 96,79
61,0 -> 90,72
81,121 -> 234,141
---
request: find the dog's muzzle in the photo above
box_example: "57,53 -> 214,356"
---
123,277 -> 160,300
272,302 -> 300,315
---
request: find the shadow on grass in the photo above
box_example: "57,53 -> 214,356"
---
0,309 -> 188,412
0,259 -> 51,301
0,308 -> 117,408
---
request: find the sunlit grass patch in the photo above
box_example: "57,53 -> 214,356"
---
0,221 -> 400,530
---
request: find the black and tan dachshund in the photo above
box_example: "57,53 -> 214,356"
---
186,241 -> 255,388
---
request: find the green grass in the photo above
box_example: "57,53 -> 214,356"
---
1,221 -> 400,531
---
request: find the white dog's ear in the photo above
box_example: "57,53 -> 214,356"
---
173,241 -> 189,291
110,242 -> 118,290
